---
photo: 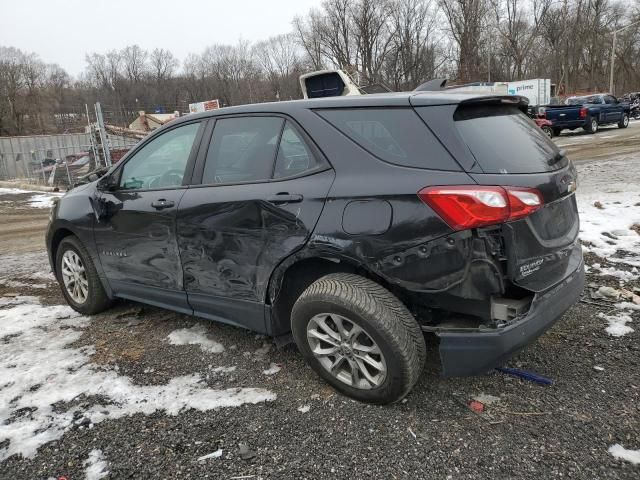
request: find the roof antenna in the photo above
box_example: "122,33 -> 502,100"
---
414,79 -> 448,92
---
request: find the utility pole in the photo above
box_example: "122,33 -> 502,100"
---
609,20 -> 640,95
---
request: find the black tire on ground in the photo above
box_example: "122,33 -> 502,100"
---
541,126 -> 554,138
618,113 -> 629,129
291,273 -> 426,404
585,117 -> 599,133
552,128 -> 562,137
55,236 -> 112,315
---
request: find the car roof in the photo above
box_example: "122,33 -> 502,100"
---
172,91 -> 527,126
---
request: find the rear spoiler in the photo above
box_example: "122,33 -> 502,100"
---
457,95 -> 530,116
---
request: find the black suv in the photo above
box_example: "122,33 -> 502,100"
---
47,92 -> 584,404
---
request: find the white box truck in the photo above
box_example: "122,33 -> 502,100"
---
507,79 -> 552,106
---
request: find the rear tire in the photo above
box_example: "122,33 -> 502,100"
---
55,236 -> 112,315
618,113 -> 629,129
541,126 -> 553,138
585,117 -> 599,134
552,128 -> 562,137
291,273 -> 426,404
584,117 -> 600,133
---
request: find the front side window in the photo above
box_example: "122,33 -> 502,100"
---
119,122 -> 200,190
202,116 -> 284,184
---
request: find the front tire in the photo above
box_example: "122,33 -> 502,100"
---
56,236 -> 112,314
618,113 -> 629,129
291,273 -> 426,404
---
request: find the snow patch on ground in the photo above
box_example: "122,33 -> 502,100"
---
609,444 -> 640,465
0,187 -> 63,208
297,405 -> 311,413
598,312 -> 634,337
197,449 -> 223,461
589,264 -> 638,282
473,393 -> 501,405
167,324 -> 225,353
28,193 -> 61,209
577,159 -> 640,270
0,297 -> 275,461
0,188 -> 31,195
614,301 -> 640,311
262,363 -> 282,375
0,279 -> 47,289
84,449 -> 109,480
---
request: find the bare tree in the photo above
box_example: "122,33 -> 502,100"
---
350,0 -> 394,82
490,0 -> 550,79
253,34 -> 302,99
150,48 -> 178,83
319,0 -> 357,68
122,45 -> 148,83
293,10 -> 326,70
386,0 -> 441,89
439,0 -> 490,83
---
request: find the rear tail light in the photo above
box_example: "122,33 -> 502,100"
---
579,107 -> 588,119
418,186 -> 543,230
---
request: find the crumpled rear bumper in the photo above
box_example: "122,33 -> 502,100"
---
437,259 -> 585,377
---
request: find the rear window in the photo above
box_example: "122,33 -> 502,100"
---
567,96 -> 601,105
454,105 -> 565,174
317,108 -> 461,171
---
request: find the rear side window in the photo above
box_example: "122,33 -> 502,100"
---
454,105 -> 564,174
273,121 -> 318,178
317,108 -> 460,171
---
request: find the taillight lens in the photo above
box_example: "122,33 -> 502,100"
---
418,186 -> 543,230
579,107 -> 588,119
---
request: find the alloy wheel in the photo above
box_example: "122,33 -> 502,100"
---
61,250 -> 89,304
306,313 -> 387,389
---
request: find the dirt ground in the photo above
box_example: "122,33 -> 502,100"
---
1,123 -> 639,479
0,192 -> 50,254
556,120 -> 640,162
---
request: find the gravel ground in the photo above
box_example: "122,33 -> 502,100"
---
1,131 -> 640,479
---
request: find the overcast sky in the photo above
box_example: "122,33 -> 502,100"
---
0,0 -> 322,77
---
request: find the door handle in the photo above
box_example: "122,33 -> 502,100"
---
266,193 -> 303,205
151,199 -> 175,210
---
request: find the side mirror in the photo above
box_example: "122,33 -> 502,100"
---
97,174 -> 118,192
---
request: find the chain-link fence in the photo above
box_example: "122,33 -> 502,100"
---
0,133 -> 139,189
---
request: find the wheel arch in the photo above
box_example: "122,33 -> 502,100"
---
266,252 -> 395,336
49,227 -> 76,275
48,223 -> 114,299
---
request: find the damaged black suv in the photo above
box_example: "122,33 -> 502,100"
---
47,92 -> 584,404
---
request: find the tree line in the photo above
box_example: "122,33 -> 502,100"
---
1,0 -> 639,136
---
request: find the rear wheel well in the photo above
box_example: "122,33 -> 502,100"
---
270,257 -> 397,335
50,228 -> 75,274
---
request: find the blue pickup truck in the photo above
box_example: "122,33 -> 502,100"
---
543,94 -> 630,135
